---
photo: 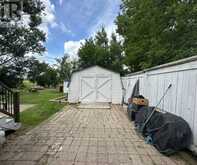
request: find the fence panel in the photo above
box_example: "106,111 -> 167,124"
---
122,56 -> 197,152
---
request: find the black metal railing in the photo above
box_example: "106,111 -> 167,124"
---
0,81 -> 20,122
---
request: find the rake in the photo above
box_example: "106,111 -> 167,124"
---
140,84 -> 172,133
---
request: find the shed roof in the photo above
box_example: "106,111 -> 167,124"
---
72,65 -> 120,75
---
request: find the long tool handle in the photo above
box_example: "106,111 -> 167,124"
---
142,84 -> 172,131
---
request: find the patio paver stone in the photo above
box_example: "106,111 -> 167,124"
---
0,105 -> 194,165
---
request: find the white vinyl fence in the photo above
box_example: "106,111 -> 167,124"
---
122,56 -> 197,153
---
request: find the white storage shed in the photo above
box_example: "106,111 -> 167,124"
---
68,66 -> 122,104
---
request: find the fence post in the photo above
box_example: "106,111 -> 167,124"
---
13,91 -> 20,122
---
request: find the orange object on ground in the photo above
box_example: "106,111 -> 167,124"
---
133,98 -> 149,106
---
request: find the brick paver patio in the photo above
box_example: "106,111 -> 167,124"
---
0,105 -> 195,165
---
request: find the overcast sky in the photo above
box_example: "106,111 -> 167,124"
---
37,0 -> 121,63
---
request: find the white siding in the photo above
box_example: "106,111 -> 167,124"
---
123,74 -> 144,103
112,73 -> 122,104
68,66 -> 122,104
68,73 -> 80,103
123,57 -> 197,153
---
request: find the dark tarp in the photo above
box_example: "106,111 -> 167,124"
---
131,79 -> 140,98
135,106 -> 192,155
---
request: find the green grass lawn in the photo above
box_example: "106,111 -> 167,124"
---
20,89 -> 65,129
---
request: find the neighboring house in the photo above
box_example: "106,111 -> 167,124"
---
68,66 -> 123,104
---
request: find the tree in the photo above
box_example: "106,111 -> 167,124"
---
27,59 -> 59,88
0,0 -> 46,87
56,55 -> 73,82
0,58 -> 28,88
55,55 -> 79,82
78,38 -> 97,68
78,27 -> 125,74
116,0 -> 197,72
36,67 -> 59,88
109,33 -> 124,73
94,27 -> 111,68
0,0 -> 45,65
27,57 -> 48,84
95,27 -> 108,48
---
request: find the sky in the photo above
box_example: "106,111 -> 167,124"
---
38,0 -> 121,64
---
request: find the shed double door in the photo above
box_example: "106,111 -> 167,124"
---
80,74 -> 112,103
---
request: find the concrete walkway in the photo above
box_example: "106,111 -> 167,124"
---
20,104 -> 36,112
0,105 -> 195,165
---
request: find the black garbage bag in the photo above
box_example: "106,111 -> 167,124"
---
135,107 -> 192,155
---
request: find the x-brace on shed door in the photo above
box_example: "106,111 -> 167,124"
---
80,74 -> 112,103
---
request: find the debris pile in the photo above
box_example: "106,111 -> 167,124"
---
127,96 -> 192,156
